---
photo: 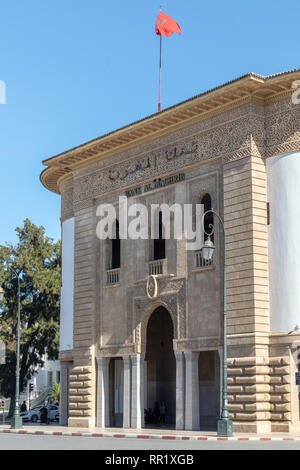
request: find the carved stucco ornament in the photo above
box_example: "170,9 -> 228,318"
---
146,275 -> 158,300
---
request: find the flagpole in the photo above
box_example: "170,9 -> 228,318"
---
156,6 -> 181,112
158,33 -> 162,112
158,5 -> 162,112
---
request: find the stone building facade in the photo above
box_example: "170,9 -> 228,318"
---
41,70 -> 300,433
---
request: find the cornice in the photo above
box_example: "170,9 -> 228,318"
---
41,69 -> 300,194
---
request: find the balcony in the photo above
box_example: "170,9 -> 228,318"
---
106,268 -> 120,285
148,259 -> 167,276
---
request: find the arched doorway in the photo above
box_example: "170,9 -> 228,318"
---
145,306 -> 176,426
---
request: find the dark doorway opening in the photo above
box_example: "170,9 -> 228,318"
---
110,220 -> 120,269
153,211 -> 165,260
109,357 -> 124,427
198,350 -> 220,430
145,306 -> 175,427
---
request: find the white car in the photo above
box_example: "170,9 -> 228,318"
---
20,404 -> 59,423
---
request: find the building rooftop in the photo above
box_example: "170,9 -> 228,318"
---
40,69 -> 300,194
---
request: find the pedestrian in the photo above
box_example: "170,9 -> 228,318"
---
40,404 -> 48,425
153,401 -> 160,425
20,401 -> 27,413
148,408 -> 154,424
159,401 -> 166,424
144,408 -> 153,424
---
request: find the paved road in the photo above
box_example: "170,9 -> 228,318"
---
0,433 -> 300,450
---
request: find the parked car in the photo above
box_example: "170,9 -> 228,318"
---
20,404 -> 59,423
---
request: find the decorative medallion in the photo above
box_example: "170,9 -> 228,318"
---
146,275 -> 158,300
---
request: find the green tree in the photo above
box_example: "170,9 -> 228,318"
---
0,219 -> 61,416
49,381 -> 60,403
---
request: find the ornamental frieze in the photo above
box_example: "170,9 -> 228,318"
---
174,337 -> 221,352
108,141 -> 197,183
264,96 -> 300,158
68,97 -> 300,212
73,115 -> 251,208
97,345 -> 136,357
61,179 -> 74,221
73,101 -> 254,180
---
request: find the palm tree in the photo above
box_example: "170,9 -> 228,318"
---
49,382 -> 60,404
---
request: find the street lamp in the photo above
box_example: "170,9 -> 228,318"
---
201,209 -> 232,437
201,236 -> 215,262
4,268 -> 23,429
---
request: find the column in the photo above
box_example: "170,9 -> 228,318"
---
184,351 -> 200,430
131,354 -> 145,428
218,348 -> 223,415
123,356 -> 131,428
59,362 -> 70,426
96,357 -> 110,428
175,351 -> 185,430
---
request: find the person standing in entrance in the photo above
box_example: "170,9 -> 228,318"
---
159,401 -> 166,424
40,404 -> 48,425
20,401 -> 27,413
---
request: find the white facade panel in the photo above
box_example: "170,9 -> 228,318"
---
267,151 -> 300,333
60,217 -> 74,350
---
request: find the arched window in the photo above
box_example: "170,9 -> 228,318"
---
153,211 -> 165,260
110,219 -> 120,269
201,193 -> 214,242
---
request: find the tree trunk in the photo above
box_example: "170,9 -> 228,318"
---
8,394 -> 15,418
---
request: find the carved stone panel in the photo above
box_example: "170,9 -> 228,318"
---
126,277 -> 187,355
265,97 -> 300,158
72,103 -> 262,210
60,178 -> 74,221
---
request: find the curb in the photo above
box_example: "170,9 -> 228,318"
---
0,428 -> 300,441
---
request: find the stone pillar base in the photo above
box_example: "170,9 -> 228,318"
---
175,351 -> 185,430
233,421 -> 271,434
227,351 -> 299,434
271,421 -> 300,433
68,417 -> 94,428
184,351 -> 200,431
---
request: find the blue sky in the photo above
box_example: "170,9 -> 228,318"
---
0,0 -> 299,245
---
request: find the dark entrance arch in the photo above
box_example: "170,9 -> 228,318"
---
145,306 -> 176,426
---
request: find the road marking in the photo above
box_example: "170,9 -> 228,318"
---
0,427 -> 299,441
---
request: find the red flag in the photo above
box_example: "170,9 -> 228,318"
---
155,11 -> 181,37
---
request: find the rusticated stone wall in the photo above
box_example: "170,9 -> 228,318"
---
68,365 -> 93,424
67,203 -> 97,427
227,357 -> 271,433
227,355 -> 295,433
269,357 -> 292,431
224,153 -> 269,330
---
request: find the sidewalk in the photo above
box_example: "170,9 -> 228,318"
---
0,423 -> 300,441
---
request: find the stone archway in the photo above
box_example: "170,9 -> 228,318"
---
144,306 -> 176,427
